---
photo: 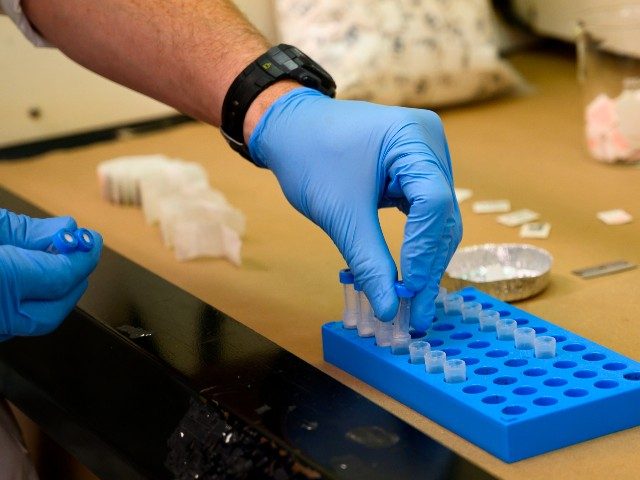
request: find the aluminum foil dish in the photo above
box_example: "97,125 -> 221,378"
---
442,244 -> 553,302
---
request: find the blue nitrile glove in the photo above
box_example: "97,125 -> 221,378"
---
0,209 -> 103,341
249,88 -> 462,330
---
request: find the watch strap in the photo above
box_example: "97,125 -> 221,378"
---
220,44 -> 336,163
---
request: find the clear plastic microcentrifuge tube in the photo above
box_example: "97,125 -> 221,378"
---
339,269 -> 359,329
391,281 -> 415,355
355,283 -> 376,338
534,335 -> 557,359
479,310 -> 500,332
74,228 -> 95,252
444,359 -> 467,383
514,327 -> 536,350
462,301 -> 482,324
435,286 -> 447,309
47,229 -> 78,254
496,318 -> 517,340
374,319 -> 394,347
444,293 -> 463,316
425,350 -> 447,373
409,340 -> 430,364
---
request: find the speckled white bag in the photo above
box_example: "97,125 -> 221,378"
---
275,0 -> 522,107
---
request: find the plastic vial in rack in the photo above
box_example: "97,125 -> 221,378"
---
462,301 -> 482,323
479,310 -> 500,332
534,335 -> 557,358
409,340 -> 430,364
374,319 -> 394,347
354,283 -> 375,338
444,293 -> 463,316
444,359 -> 466,383
496,318 -> 517,340
339,269 -> 359,329
435,286 -> 447,309
390,281 -> 415,355
425,350 -> 446,373
514,327 -> 536,350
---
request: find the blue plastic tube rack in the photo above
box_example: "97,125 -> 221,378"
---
322,287 -> 640,462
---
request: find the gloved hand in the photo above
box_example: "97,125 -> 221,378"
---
249,88 -> 462,330
0,209 -> 102,341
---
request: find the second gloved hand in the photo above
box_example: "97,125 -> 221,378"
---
0,209 -> 102,340
249,88 -> 462,330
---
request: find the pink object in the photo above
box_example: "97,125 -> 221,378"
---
586,94 -> 617,135
585,93 -> 638,163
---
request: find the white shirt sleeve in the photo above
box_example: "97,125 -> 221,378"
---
0,0 -> 52,47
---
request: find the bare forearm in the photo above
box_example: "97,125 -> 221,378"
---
21,0 -> 279,129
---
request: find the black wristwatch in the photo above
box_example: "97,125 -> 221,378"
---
220,44 -> 336,164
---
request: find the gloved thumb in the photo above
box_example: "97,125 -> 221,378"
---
337,209 -> 398,322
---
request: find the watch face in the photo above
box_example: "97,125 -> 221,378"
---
272,50 -> 299,73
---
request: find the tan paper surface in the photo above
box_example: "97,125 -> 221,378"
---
1,51 -> 638,479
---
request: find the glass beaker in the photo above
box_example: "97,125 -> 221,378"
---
577,4 -> 640,163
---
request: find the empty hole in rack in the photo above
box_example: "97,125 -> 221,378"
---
433,323 -> 455,332
462,295 -> 476,302
494,376 -> 517,385
481,303 -> 493,309
533,397 -> 558,406
564,388 -> 588,398
482,395 -> 506,404
486,350 -> 509,358
563,343 -> 586,352
410,330 -> 427,339
468,341 -> 490,349
583,353 -> 606,361
428,339 -> 444,348
475,366 -> 498,375
603,362 -> 627,371
553,360 -> 577,369
594,380 -> 618,389
502,405 -> 527,415
573,370 -> 597,379
462,384 -> 486,394
544,377 -> 568,387
523,368 -> 547,377
624,372 -> 640,381
442,348 -> 461,357
514,318 -> 529,326
498,311 -> 511,318
461,357 -> 480,366
552,335 -> 567,343
513,386 -> 537,395
450,332 -> 472,340
532,326 -> 548,334
504,359 -> 528,367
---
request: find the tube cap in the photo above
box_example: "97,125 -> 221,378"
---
74,228 -> 95,252
339,268 -> 355,284
52,229 -> 78,254
394,281 -> 415,298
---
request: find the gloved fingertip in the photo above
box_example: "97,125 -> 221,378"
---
371,291 -> 398,323
410,290 -> 437,332
58,216 -> 78,231
411,313 -> 434,333
19,279 -> 88,336
402,274 -> 428,296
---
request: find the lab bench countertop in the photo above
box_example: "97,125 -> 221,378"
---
0,48 -> 639,479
